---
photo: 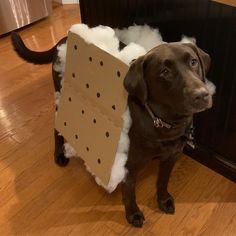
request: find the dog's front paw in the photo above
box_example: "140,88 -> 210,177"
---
158,194 -> 175,214
126,211 -> 145,228
55,153 -> 70,167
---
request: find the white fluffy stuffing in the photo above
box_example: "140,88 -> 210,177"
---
64,142 -> 77,158
205,79 -> 216,95
118,42 -> 146,65
53,43 -> 67,79
115,25 -> 163,52
54,91 -> 61,106
180,35 -> 196,44
70,24 -> 120,58
69,24 -> 163,63
106,107 -> 132,192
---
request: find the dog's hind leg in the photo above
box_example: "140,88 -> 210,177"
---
54,129 -> 69,166
157,154 -> 179,214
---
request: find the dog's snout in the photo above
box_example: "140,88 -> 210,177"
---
185,86 -> 212,112
193,89 -> 209,102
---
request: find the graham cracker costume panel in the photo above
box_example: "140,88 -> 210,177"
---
55,32 -> 129,186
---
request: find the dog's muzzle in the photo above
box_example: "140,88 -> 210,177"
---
188,86 -> 213,112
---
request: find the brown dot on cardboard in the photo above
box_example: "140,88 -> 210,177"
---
86,147 -> 89,152
89,56 -> 92,62
112,105 -> 116,110
117,71 -> 121,77
68,97 -> 72,102
72,72 -> 75,78
75,134 -> 78,139
81,110 -> 85,114
105,131 -> 110,137
86,83 -> 89,88
100,61 -> 103,66
93,118 -> 96,123
64,121 -> 67,126
74,44 -> 78,50
97,158 -> 101,164
97,92 -> 100,98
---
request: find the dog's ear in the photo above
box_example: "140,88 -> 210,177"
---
123,56 -> 148,104
184,43 -> 211,79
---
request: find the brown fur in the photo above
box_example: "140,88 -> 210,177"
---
122,43 -> 212,227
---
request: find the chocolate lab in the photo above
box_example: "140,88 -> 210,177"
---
11,32 -> 214,227
122,43 -> 213,227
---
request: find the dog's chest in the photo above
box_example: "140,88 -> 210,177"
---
129,123 -> 187,160
148,137 -> 186,158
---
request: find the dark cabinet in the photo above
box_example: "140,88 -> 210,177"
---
80,0 -> 236,182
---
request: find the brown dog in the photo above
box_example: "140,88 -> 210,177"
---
122,42 -> 213,227
11,32 -> 214,227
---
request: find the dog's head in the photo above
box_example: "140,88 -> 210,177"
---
124,43 -> 215,115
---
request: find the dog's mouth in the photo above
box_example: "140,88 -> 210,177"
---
187,95 -> 213,113
185,80 -> 215,114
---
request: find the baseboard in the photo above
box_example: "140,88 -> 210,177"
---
184,146 -> 236,183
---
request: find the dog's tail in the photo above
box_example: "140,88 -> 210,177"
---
11,32 -> 59,64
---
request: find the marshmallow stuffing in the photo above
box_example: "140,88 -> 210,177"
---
53,24 -> 215,193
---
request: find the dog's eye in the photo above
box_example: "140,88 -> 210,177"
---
190,58 -> 198,67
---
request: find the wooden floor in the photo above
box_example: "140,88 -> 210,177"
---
0,4 -> 235,236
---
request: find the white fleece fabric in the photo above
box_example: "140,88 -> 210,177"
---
54,24 -> 215,193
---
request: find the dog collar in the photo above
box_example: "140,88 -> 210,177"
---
144,102 -> 172,129
144,102 -> 196,148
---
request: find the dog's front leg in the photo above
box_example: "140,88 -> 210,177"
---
157,154 -> 179,214
54,129 -> 69,166
122,171 -> 145,227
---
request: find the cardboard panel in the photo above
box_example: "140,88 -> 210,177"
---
65,33 -> 129,127
55,32 -> 129,186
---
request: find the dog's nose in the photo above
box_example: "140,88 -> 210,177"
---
193,89 -> 209,103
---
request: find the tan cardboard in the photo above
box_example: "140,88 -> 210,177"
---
55,32 -> 129,186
